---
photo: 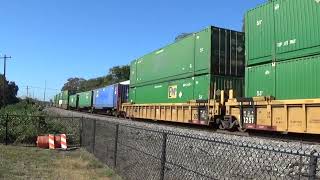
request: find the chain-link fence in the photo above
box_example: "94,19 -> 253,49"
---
80,118 -> 320,180
1,114 -> 320,179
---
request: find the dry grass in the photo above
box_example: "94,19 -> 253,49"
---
0,145 -> 121,180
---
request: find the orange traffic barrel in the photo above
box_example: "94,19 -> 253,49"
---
36,134 -> 67,149
36,136 -> 49,149
54,135 -> 62,149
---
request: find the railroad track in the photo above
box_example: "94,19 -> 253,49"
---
49,107 -> 320,145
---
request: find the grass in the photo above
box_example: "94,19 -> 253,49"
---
0,145 -> 121,180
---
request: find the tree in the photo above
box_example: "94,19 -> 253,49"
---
0,74 -> 19,108
61,77 -> 86,92
108,65 -> 130,83
61,65 -> 130,92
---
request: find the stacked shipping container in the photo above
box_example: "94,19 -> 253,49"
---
77,91 -> 93,109
245,0 -> 320,99
92,83 -> 129,110
129,26 -> 245,104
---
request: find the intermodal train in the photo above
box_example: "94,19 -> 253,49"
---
54,81 -> 129,116
54,0 -> 320,135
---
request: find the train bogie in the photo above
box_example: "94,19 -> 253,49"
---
226,97 -> 320,134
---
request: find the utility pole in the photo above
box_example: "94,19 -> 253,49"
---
0,54 -> 12,108
26,86 -> 29,98
44,80 -> 47,102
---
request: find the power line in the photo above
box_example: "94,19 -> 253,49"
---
20,85 -> 59,91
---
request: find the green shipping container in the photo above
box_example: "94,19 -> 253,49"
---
246,55 -> 320,100
246,0 -> 320,66
129,74 -> 243,104
78,91 -> 93,109
61,90 -> 69,100
69,94 -> 78,108
245,63 -> 276,97
131,26 -> 244,87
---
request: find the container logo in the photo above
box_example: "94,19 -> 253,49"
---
316,0 -> 320,3
168,85 -> 178,99
256,20 -> 263,26
274,4 -> 280,10
183,83 -> 192,87
277,39 -> 296,48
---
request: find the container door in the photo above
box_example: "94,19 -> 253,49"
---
113,84 -> 118,108
195,28 -> 211,75
246,2 -> 275,65
245,63 -> 276,97
274,0 -> 320,61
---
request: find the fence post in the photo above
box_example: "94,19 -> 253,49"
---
308,151 -> 318,180
92,119 -> 96,153
160,132 -> 168,180
79,116 -> 84,147
114,124 -> 119,168
5,114 -> 9,145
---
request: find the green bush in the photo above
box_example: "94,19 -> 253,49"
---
0,100 -> 80,145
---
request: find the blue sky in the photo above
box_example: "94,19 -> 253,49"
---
0,0 -> 265,100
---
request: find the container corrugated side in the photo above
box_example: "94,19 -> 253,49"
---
69,94 -> 78,108
129,74 -> 243,104
276,55 -> 320,99
131,26 -> 245,87
93,85 -> 115,109
274,0 -> 320,61
134,32 -> 197,87
245,1 -> 275,66
245,63 -> 275,97
246,0 -> 320,65
78,91 -> 93,108
245,54 -> 320,100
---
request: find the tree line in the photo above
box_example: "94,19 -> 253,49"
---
0,74 -> 19,108
61,65 -> 130,92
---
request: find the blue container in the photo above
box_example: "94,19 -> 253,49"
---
93,83 -> 129,110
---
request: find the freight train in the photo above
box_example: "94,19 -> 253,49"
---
54,81 -> 129,116
54,0 -> 320,134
